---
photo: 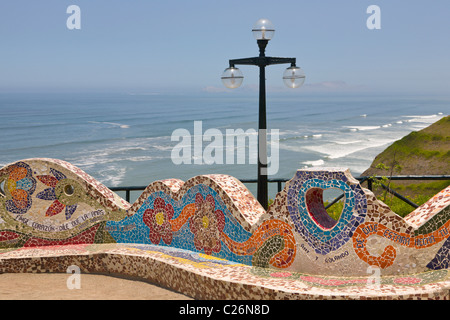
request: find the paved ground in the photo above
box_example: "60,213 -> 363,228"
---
0,273 -> 193,300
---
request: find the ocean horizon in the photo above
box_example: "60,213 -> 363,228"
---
0,91 -> 447,202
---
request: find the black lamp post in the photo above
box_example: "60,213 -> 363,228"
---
221,19 -> 305,210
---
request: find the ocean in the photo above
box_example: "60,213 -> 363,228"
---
0,92 -> 447,202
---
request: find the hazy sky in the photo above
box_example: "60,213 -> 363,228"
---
1,0 -> 449,94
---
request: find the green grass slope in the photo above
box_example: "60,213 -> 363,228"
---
359,115 -> 449,217
362,115 -> 449,177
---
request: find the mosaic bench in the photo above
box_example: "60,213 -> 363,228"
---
0,158 -> 449,299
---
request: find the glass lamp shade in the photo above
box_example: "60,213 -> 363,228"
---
221,67 -> 244,89
252,19 -> 275,41
283,66 -> 306,88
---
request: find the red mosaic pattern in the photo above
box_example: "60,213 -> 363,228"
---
22,224 -> 100,248
189,194 -> 225,255
143,198 -> 174,245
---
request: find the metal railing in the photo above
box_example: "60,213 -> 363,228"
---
330,175 -> 450,209
109,178 -> 288,203
110,175 -> 450,208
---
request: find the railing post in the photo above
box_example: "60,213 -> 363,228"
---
368,178 -> 373,191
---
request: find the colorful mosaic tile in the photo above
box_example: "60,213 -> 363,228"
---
0,158 -> 449,299
3,162 -> 36,215
286,169 -> 367,256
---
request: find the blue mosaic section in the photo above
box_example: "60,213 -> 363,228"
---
297,179 -> 355,241
427,237 -> 450,270
287,170 -> 367,255
106,184 -> 253,265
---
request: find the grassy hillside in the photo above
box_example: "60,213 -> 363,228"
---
362,115 -> 449,177
360,115 -> 449,217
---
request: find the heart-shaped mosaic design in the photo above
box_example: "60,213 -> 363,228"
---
305,187 -> 344,230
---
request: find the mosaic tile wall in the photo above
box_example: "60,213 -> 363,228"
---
0,158 -> 449,280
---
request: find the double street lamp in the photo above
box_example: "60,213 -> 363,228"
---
222,19 -> 305,210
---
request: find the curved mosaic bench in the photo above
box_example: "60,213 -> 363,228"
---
0,158 -> 449,299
